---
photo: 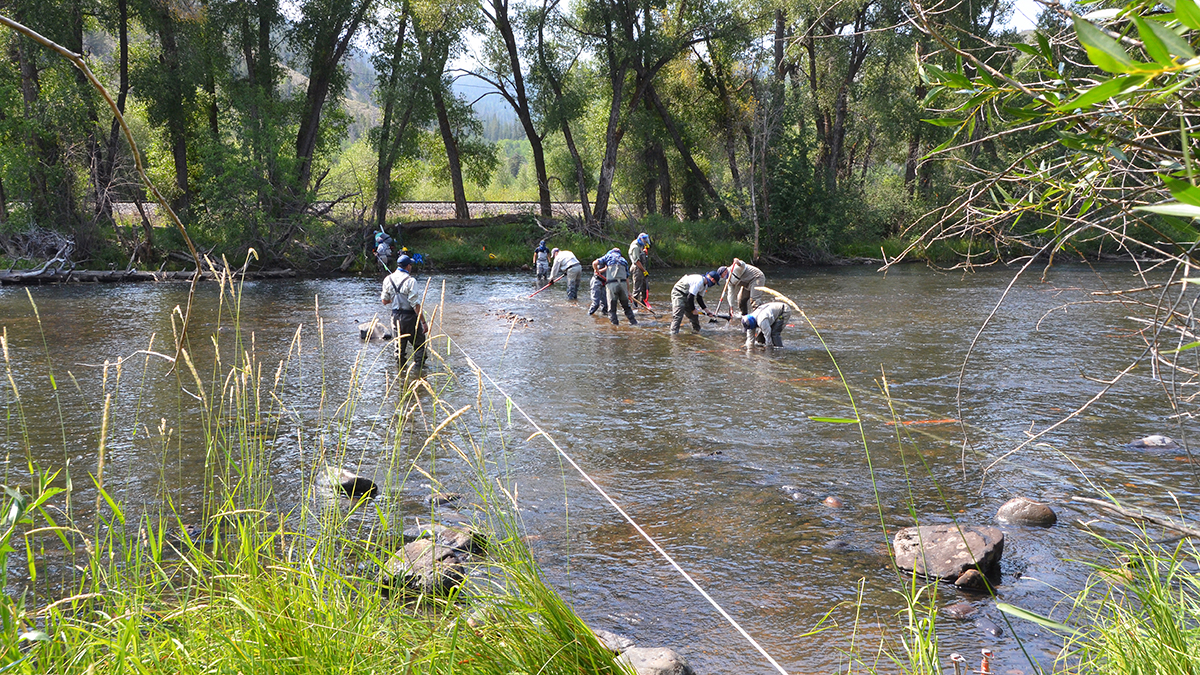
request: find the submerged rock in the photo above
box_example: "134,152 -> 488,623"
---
954,569 -> 989,591
317,467 -> 378,499
381,539 -> 464,597
974,616 -> 1004,637
942,602 -> 977,620
1129,434 -> 1179,450
996,496 -> 1057,527
823,496 -> 844,509
358,320 -> 393,341
592,628 -> 635,654
616,647 -> 696,675
892,525 -> 1004,580
427,490 -> 463,506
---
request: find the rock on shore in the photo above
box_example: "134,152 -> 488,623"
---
616,647 -> 696,675
892,525 -> 1004,580
381,538 -> 464,596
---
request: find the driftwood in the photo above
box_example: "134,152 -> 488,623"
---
0,268 -> 297,285
399,214 -> 555,232
1073,496 -> 1200,539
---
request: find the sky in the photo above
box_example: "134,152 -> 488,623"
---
1008,0 -> 1043,31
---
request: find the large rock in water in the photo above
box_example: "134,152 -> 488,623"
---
996,496 -> 1057,527
381,539 -> 464,596
892,525 -> 1004,580
316,467 -> 378,499
616,647 -> 696,675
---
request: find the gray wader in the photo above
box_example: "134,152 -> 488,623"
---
565,264 -> 581,300
588,275 -> 609,315
607,280 -> 637,325
392,309 -> 427,370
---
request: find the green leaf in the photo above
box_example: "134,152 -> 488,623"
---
1178,0 -> 1200,29
996,602 -> 1078,636
1164,176 -> 1200,206
1074,17 -> 1137,73
1135,17 -> 1174,65
1013,43 -> 1041,59
1144,18 -> 1196,59
1037,31 -> 1053,63
1057,74 -> 1147,110
808,417 -> 860,424
921,117 -> 966,127
1135,201 -> 1200,218
1163,340 -> 1200,353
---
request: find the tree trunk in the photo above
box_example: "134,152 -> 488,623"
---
591,63 -> 628,227
373,8 -> 423,231
431,81 -> 469,220
658,145 -> 672,217
645,83 -> 729,219
96,0 -> 130,226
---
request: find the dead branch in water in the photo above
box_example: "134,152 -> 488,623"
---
1073,496 -> 1200,539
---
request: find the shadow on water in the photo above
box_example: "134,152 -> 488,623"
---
1,263 -> 1196,673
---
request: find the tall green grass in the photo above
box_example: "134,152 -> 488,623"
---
0,265 -> 622,675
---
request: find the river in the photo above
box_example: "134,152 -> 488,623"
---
1,263 -> 1194,674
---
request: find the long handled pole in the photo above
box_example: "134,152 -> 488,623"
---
632,294 -> 659,317
714,269 -> 732,317
528,274 -> 565,298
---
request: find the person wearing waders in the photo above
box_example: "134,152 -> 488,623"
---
533,240 -> 551,286
628,232 -> 651,307
587,255 -> 609,316
374,231 -> 394,271
725,257 -> 766,319
381,254 -> 426,370
598,247 -> 637,325
670,270 -> 720,334
743,301 -> 791,348
548,248 -> 582,300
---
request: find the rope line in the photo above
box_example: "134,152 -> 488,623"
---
447,335 -> 791,675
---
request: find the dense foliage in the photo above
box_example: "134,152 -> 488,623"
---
0,0 -> 1023,269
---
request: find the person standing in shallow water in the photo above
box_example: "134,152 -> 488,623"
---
381,254 -> 426,370
628,232 -> 651,307
670,270 -> 719,334
598,247 -> 637,325
587,254 -> 609,317
533,240 -> 550,286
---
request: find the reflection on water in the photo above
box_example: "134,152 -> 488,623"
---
1,264 -> 1196,674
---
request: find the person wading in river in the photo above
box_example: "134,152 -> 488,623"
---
628,232 -> 651,308
381,254 -> 426,370
724,258 -> 766,319
743,301 -> 790,348
598,247 -> 637,326
548,248 -> 582,300
533,240 -> 550,286
587,254 -> 609,317
670,270 -> 719,334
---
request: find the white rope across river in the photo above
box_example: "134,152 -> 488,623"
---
447,334 -> 793,675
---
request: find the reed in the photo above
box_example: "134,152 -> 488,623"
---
0,267 -> 621,675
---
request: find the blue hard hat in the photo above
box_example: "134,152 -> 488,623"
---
743,315 -> 757,329
637,232 -> 650,245
397,254 -> 414,269
704,271 -> 720,285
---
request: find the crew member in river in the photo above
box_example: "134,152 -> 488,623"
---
725,258 -> 766,318
533,240 -> 551,286
374,230 -> 394,271
743,301 -> 790,348
587,255 -> 609,317
548,248 -> 582,300
381,254 -> 427,370
670,270 -> 720,334
598,247 -> 637,325
628,232 -> 651,308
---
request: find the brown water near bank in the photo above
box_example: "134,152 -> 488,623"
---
0,264 -> 1194,674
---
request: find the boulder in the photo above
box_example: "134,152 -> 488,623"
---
381,539 -> 464,596
996,496 -> 1057,527
435,524 -> 488,556
1129,434 -> 1179,450
823,496 -> 844,508
892,525 -> 1004,580
318,467 -> 378,499
974,616 -> 1003,637
954,569 -> 988,590
358,320 -> 393,341
616,647 -> 696,675
592,628 -> 635,654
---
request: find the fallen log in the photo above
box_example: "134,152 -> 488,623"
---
0,268 -> 297,285
398,214 -> 555,232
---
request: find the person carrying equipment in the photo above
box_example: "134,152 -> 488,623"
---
597,247 -> 637,326
533,240 -> 551,285
374,231 -> 394,271
725,258 -> 766,318
743,301 -> 791,348
548,248 -> 582,300
380,254 -> 427,370
587,255 -> 609,316
628,232 -> 651,307
670,270 -> 720,334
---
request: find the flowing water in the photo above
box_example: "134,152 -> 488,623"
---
1,263 -> 1197,674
